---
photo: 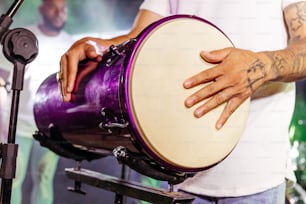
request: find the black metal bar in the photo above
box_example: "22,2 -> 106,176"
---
65,168 -> 195,204
0,0 -> 24,41
5,0 -> 24,18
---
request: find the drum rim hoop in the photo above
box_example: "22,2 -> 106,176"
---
123,14 -> 236,172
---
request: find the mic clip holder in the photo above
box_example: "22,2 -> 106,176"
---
2,27 -> 38,90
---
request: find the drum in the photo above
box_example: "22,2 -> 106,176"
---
34,15 -> 250,174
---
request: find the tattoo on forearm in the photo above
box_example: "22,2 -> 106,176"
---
268,52 -> 288,73
286,2 -> 306,41
276,2 -> 306,81
296,2 -> 306,21
266,51 -> 306,81
247,59 -> 267,92
266,52 -> 291,80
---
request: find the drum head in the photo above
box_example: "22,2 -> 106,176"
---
125,15 -> 250,171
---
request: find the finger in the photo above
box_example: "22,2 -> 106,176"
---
183,49 -> 232,89
66,57 -> 78,96
56,70 -> 63,94
200,47 -> 232,63
183,67 -> 222,89
72,61 -> 98,97
61,41 -> 103,102
193,90 -> 229,119
192,83 -> 245,121
60,55 -> 66,93
183,54 -> 231,89
65,46 -> 91,93
184,78 -> 227,108
59,55 -> 68,101
215,97 -> 243,130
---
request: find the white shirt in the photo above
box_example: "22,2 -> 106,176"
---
140,0 -> 297,197
0,77 -> 7,143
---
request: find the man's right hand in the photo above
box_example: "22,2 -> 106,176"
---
59,37 -> 110,102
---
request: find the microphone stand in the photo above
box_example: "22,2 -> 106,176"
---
0,1 -> 38,203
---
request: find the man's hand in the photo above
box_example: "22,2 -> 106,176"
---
59,37 -> 108,101
183,47 -> 271,129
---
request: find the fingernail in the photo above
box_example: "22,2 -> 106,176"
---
67,84 -> 73,92
185,97 -> 195,107
216,122 -> 223,130
183,79 -> 193,88
195,109 -> 204,118
200,50 -> 210,55
62,94 -> 68,101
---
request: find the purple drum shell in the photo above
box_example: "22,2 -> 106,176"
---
34,58 -> 136,151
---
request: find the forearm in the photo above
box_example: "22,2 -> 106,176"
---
251,2 -> 306,99
262,38 -> 306,83
108,35 -> 134,45
101,32 -> 139,46
264,1 -> 306,82
95,9 -> 163,48
250,40 -> 306,99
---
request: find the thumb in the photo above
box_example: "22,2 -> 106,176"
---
200,47 -> 232,63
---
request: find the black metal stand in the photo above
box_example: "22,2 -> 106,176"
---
65,167 -> 195,204
0,1 -> 38,203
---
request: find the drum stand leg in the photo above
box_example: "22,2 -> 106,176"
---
65,167 -> 195,204
114,164 -> 128,204
67,162 -> 87,195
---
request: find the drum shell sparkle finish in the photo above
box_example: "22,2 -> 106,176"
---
34,49 -> 138,153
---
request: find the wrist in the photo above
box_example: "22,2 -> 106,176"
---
259,50 -> 285,82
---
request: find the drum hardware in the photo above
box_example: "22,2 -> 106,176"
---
100,108 -> 129,134
114,163 -> 128,204
67,161 -> 87,195
65,167 -> 195,204
33,124 -> 103,161
104,39 -> 136,67
113,146 -> 192,186
67,179 -> 86,195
